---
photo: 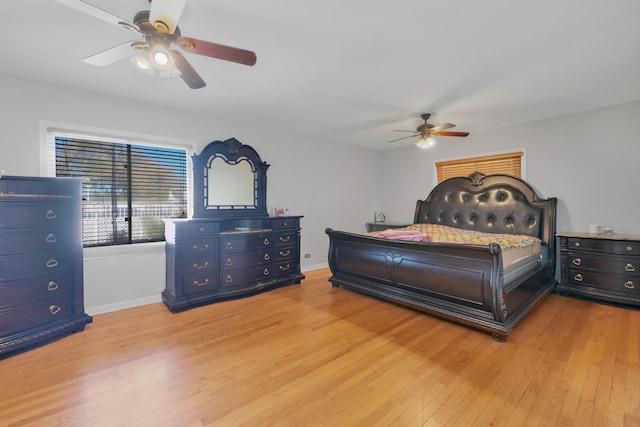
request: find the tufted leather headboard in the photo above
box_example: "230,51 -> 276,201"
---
414,172 -> 557,251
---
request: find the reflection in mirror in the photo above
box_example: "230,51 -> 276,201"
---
207,157 -> 255,207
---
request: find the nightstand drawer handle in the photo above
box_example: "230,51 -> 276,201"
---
49,305 -> 61,315
624,281 -> 635,289
194,278 -> 209,287
193,244 -> 209,251
625,263 -> 635,272
193,261 -> 209,270
572,258 -> 581,266
47,281 -> 59,291
46,233 -> 57,243
279,235 -> 291,242
574,274 -> 583,282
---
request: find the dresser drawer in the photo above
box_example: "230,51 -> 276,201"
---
0,225 -> 75,255
271,218 -> 299,230
0,250 -> 75,281
0,200 -> 75,227
221,233 -> 271,254
183,255 -> 217,276
221,251 -> 271,271
221,265 -> 272,287
184,272 -> 219,294
568,269 -> 638,295
182,221 -> 219,236
273,246 -> 295,262
567,238 -> 640,256
0,270 -> 73,308
273,231 -> 297,247
0,294 -> 73,335
184,238 -> 217,256
566,254 -> 639,276
273,260 -> 296,277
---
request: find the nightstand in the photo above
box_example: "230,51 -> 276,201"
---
556,232 -> 640,307
365,221 -> 412,232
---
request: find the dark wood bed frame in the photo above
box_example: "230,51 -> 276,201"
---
325,172 -> 557,341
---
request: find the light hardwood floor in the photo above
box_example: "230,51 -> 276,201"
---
1,268 -> 639,426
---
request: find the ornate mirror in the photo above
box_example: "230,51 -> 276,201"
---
192,138 -> 269,218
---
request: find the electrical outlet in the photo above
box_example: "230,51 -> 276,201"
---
304,253 -> 311,258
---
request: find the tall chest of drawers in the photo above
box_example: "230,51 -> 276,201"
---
557,232 -> 640,307
0,176 -> 92,358
162,216 -> 304,312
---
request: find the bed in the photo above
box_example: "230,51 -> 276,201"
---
325,172 -> 557,341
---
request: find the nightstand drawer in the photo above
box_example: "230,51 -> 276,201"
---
567,238 -> 640,256
567,254 -> 639,276
568,269 -> 638,295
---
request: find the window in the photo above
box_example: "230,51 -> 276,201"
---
54,135 -> 188,247
435,151 -> 523,184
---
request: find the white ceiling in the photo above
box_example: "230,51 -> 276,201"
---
2,0 -> 639,150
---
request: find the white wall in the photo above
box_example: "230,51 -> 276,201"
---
0,73 -> 381,314
379,100 -> 640,236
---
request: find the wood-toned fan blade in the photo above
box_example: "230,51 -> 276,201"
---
177,37 -> 257,66
171,50 -> 206,89
149,0 -> 187,34
388,134 -> 419,143
430,123 -> 455,133
55,0 -> 140,32
437,131 -> 470,137
84,41 -> 137,66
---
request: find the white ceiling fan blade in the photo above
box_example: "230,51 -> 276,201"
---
149,0 -> 187,34
55,0 -> 140,32
84,42 -> 137,66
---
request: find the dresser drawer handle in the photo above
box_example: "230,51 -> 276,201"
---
46,210 -> 57,220
225,275 -> 233,283
574,242 -> 581,247
226,258 -> 233,266
574,273 -> 583,282
279,264 -> 291,271
624,281 -> 635,290
226,242 -> 233,250
625,263 -> 635,272
194,278 -> 210,287
572,258 -> 581,266
283,221 -> 289,227
280,250 -> 291,257
264,253 -> 271,261
263,268 -> 270,276
193,261 -> 209,270
46,233 -> 57,243
627,246 -> 633,252
263,238 -> 270,246
193,244 -> 209,251
46,259 -> 58,268
279,236 -> 291,242
47,281 -> 59,291
49,305 -> 61,315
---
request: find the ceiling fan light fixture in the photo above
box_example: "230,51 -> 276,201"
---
150,43 -> 175,70
416,135 -> 436,149
130,54 -> 154,74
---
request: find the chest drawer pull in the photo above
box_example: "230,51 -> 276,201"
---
226,258 -> 233,266
47,259 -> 59,268
193,261 -> 209,270
225,275 -> 233,283
263,268 -> 270,276
226,242 -> 233,250
624,281 -> 635,289
49,305 -> 61,315
264,253 -> 270,261
46,233 -> 57,243
572,258 -> 581,266
194,278 -> 210,287
47,281 -> 59,291
279,235 -> 291,242
46,210 -> 57,220
280,249 -> 291,257
280,264 -> 291,271
574,273 -> 583,282
263,238 -> 270,246
193,244 -> 209,251
625,263 -> 635,272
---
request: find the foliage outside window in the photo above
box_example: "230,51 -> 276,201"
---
55,136 -> 187,247
435,151 -> 523,184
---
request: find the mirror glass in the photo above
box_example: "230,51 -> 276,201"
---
207,157 -> 255,207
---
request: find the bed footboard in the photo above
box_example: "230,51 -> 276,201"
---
325,228 -> 554,341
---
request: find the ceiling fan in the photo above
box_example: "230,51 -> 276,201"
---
56,0 -> 257,89
388,113 -> 469,149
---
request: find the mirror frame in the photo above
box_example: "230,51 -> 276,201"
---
192,138 -> 269,218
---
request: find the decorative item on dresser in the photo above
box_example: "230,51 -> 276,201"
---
162,138 -> 304,312
557,232 -> 640,307
0,176 -> 92,359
